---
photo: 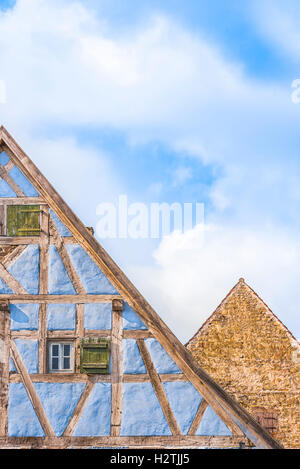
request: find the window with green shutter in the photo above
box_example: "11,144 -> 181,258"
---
80,337 -> 110,374
6,205 -> 41,237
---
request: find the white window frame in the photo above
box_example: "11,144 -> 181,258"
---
48,341 -> 75,373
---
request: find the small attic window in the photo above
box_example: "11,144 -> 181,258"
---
252,407 -> 279,433
6,205 -> 40,237
48,341 -> 75,373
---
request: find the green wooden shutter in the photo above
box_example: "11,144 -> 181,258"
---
80,337 -> 110,374
7,205 -> 40,237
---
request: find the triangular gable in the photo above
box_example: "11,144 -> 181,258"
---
186,277 -> 300,350
0,126 -> 283,449
186,278 -> 300,449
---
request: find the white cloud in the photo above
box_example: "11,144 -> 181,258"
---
0,0 -> 296,154
129,224 -> 300,343
252,1 -> 300,60
0,0 -> 299,343
18,134 -> 123,227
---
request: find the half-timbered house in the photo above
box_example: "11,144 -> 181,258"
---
0,126 -> 282,449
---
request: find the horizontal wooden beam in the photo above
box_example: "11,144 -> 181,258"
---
9,373 -> 111,383
123,330 -> 153,339
9,373 -> 187,383
123,374 -> 186,382
0,236 -> 77,245
0,295 -> 120,303
10,329 -> 152,339
0,198 -> 46,205
0,435 -> 252,449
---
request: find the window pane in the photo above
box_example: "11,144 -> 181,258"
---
63,357 -> 70,369
63,344 -> 71,357
52,357 -> 59,370
52,344 -> 59,356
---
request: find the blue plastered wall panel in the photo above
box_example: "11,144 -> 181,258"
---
34,383 -> 86,437
123,302 -> 147,330
144,338 -> 181,374
8,166 -> 39,197
196,406 -> 232,436
7,245 -> 40,294
47,304 -> 76,330
10,339 -> 38,374
121,383 -> 172,436
84,303 -> 111,330
73,383 -> 111,436
49,209 -> 72,237
48,245 -> 76,295
66,244 -> 118,294
163,382 -> 202,435
0,151 -> 10,166
8,383 -> 44,437
10,303 -> 39,331
123,340 -> 147,374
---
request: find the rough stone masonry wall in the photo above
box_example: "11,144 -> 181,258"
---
187,280 -> 300,449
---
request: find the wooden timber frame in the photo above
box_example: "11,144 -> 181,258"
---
0,126 -> 283,449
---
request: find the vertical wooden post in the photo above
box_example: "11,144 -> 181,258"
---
110,299 -> 123,437
38,206 -> 49,373
0,300 -> 10,436
75,304 -> 84,372
0,205 -> 5,236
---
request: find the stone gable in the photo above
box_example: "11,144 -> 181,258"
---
187,278 -> 300,448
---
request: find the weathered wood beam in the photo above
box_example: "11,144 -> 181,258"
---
0,435 -> 252,449
123,330 -> 153,339
49,217 -> 85,295
63,379 -> 95,437
123,373 -> 186,383
38,205 -> 49,374
11,329 -> 153,339
10,340 -> 55,437
4,160 -> 14,172
9,373 -> 111,383
110,299 -> 123,437
0,294 -> 119,303
0,236 -> 77,245
137,339 -> 182,436
75,303 -> 84,372
0,205 -> 5,235
0,197 -> 45,205
1,245 -> 27,268
0,263 -> 28,294
0,301 -> 10,436
187,399 -> 208,436
0,164 -> 25,197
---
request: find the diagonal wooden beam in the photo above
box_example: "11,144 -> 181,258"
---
10,339 -> 55,437
0,164 -> 24,197
49,216 -> 85,295
4,160 -> 14,172
187,398 -> 208,436
137,339 -> 182,436
0,263 -> 28,294
63,379 -> 95,437
1,245 -> 27,268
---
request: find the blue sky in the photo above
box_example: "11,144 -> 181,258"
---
0,0 -> 300,341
